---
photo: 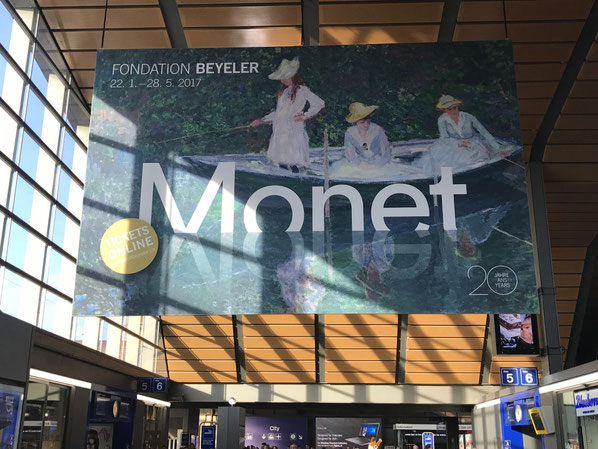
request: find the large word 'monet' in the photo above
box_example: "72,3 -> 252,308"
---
138,163 -> 466,233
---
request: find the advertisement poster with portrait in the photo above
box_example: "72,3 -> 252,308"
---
315,417 -> 382,449
494,313 -> 540,355
75,42 -> 538,316
87,423 -> 114,449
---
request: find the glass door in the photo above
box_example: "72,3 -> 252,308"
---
580,414 -> 598,449
22,381 -> 70,449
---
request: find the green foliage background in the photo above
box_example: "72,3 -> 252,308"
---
92,41 -> 520,160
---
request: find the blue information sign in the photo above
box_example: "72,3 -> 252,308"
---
519,368 -> 538,386
138,377 -> 169,393
499,368 -> 538,387
152,377 -> 168,393
138,378 -> 152,393
201,425 -> 216,449
422,432 -> 434,448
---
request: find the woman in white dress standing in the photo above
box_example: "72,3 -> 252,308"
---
250,57 -> 325,173
418,94 -> 501,174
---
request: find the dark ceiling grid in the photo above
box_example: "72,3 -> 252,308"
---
529,0 -> 598,162
437,0 -> 461,42
158,0 -> 187,47
301,0 -> 319,45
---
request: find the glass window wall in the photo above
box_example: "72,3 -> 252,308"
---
0,0 -> 167,375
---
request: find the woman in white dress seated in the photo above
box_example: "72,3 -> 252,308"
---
250,57 -> 324,173
344,102 -> 392,168
417,94 -> 501,174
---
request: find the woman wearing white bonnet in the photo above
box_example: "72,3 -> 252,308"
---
250,57 -> 324,173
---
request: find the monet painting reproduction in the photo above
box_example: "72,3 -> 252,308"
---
74,41 -> 539,316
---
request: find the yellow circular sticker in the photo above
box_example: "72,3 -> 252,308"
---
100,218 -> 159,274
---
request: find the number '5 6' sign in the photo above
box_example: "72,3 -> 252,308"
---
500,368 -> 538,387
138,377 -> 169,393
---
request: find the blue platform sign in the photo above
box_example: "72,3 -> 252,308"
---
422,432 -> 434,448
138,377 -> 169,393
152,377 -> 169,393
138,378 -> 152,393
519,368 -> 538,386
201,425 -> 216,449
499,368 -> 538,386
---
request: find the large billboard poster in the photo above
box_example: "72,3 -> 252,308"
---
315,417 -> 382,449
74,41 -> 539,316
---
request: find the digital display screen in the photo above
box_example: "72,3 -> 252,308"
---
359,426 -> 378,437
495,314 -> 540,355
529,409 -> 546,434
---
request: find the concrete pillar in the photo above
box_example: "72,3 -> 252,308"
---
217,406 -> 245,449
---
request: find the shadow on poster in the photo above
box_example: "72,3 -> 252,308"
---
494,313 -> 540,355
315,418 -> 381,449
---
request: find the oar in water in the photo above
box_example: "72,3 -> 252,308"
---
153,124 -> 252,145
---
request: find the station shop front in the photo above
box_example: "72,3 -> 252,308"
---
0,312 -> 170,449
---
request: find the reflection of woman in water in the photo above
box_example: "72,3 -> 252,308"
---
344,102 -> 391,167
352,235 -> 394,300
250,57 -> 324,173
417,95 -> 501,174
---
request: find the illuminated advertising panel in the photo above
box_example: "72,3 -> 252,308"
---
75,42 -> 538,315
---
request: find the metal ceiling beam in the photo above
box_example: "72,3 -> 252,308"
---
528,161 -> 562,374
395,315 -> 407,384
232,315 -> 247,383
437,0 -> 461,42
565,234 -> 598,369
315,314 -> 326,383
529,0 -> 598,161
158,0 -> 187,48
302,0 -> 319,46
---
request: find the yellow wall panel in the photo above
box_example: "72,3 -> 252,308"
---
326,372 -> 395,384
244,336 -> 314,349
245,372 -> 316,383
408,314 -> 486,326
161,315 -> 232,325
169,371 -> 237,383
407,326 -> 485,338
243,324 -> 315,337
166,348 -> 236,360
320,25 -> 438,46
245,360 -> 315,371
326,348 -> 396,361
245,348 -> 314,360
167,359 -> 237,372
405,373 -> 479,384
162,324 -> 234,337
164,336 -> 235,349
407,350 -> 482,362
405,361 -> 481,373
325,314 -> 397,325
407,338 -> 485,350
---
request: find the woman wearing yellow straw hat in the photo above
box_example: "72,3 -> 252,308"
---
344,102 -> 391,167
417,94 -> 500,173
250,57 -> 324,173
